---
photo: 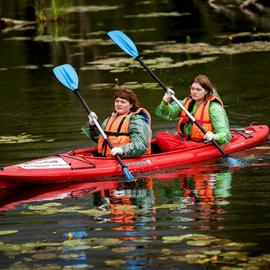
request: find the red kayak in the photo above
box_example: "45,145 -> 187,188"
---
0,125 -> 268,188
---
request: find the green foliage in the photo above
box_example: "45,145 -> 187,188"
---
34,0 -> 73,22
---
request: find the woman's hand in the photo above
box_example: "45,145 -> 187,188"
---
163,88 -> 175,103
204,131 -> 215,142
88,112 -> 98,126
111,147 -> 124,156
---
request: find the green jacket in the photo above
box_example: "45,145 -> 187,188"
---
82,113 -> 152,157
155,98 -> 231,144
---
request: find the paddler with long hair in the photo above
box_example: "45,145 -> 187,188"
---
155,74 -> 231,152
85,87 -> 152,157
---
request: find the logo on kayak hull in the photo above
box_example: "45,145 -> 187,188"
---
19,158 -> 70,169
125,159 -> 152,167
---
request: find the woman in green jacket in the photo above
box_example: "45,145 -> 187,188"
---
155,74 -> 231,152
86,87 -> 152,157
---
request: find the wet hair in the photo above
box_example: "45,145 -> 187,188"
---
114,87 -> 140,112
191,74 -> 216,98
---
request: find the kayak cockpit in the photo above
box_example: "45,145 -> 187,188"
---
68,139 -> 162,157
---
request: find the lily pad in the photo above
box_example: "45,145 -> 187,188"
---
31,252 -> 57,260
0,230 -> 18,236
65,5 -> 120,13
254,146 -> 270,150
112,246 -> 136,253
0,134 -> 43,144
153,41 -> 270,56
162,235 -> 187,243
79,209 -> 111,216
225,242 -> 257,247
104,259 -> 125,267
28,202 -> 62,211
125,12 -> 191,18
187,240 -> 216,246
156,203 -> 180,209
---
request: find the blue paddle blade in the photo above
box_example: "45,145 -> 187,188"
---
226,156 -> 243,167
123,167 -> 134,181
53,64 -> 79,91
108,30 -> 139,59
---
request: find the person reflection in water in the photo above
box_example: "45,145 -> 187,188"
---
93,177 -> 155,235
180,171 -> 232,206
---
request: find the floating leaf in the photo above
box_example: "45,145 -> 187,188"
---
91,245 -> 107,250
112,246 -> 136,253
225,242 -> 257,247
156,203 -> 180,209
160,248 -> 174,256
28,202 -> 62,211
162,235 -> 187,243
203,250 -> 221,256
59,253 -> 83,259
187,240 -> 215,246
66,5 -> 120,13
221,251 -> 249,263
79,209 -> 111,216
104,259 -> 125,267
125,12 -> 191,18
0,134 -> 41,144
255,146 -> 270,150
185,253 -> 208,264
0,230 -> 18,236
58,206 -> 83,213
0,133 -> 53,144
32,253 -> 57,260
114,205 -> 136,211
153,41 -> 270,56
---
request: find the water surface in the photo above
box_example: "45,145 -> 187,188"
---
0,0 -> 269,269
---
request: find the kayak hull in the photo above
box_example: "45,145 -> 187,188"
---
0,125 -> 268,187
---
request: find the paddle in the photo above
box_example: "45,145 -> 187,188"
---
108,30 -> 240,166
53,64 -> 134,181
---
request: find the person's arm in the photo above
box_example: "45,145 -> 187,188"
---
120,115 -> 152,157
81,117 -> 107,143
155,99 -> 184,121
209,102 -> 231,144
81,124 -> 100,142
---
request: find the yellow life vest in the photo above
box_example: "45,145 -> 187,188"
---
97,108 -> 151,156
177,96 -> 223,141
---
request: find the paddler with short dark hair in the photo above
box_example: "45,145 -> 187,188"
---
84,87 -> 152,157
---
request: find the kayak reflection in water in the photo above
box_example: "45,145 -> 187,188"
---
82,87 -> 152,157
155,74 -> 231,152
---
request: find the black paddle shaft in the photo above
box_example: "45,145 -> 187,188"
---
74,89 -> 91,114
136,57 -> 167,92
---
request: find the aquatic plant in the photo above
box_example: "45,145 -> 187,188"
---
34,0 -> 73,22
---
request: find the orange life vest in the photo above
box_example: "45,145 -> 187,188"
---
97,108 -> 151,156
177,95 -> 223,141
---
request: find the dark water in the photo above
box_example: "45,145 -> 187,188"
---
0,0 -> 270,269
